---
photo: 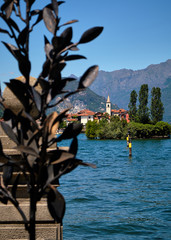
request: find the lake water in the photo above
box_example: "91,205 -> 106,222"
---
58,134 -> 171,240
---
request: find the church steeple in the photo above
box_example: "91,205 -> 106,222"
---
107,95 -> 110,103
106,95 -> 111,116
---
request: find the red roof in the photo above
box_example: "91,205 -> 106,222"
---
111,109 -> 127,113
66,118 -> 78,122
77,109 -> 95,116
111,109 -> 120,113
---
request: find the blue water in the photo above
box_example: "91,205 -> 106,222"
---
58,134 -> 171,240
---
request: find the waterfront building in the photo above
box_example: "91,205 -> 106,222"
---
65,95 -> 130,125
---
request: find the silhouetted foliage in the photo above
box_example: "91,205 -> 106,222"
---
0,1 -> 103,239
128,90 -> 138,121
86,117 -> 128,140
137,84 -> 150,124
128,121 -> 171,138
150,87 -> 164,124
128,85 -> 165,124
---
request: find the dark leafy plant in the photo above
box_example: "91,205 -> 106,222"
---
128,121 -> 171,138
150,87 -> 164,124
0,1 -> 103,239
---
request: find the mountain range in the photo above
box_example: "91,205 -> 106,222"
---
48,79 -> 118,115
50,59 -> 171,123
89,59 -> 171,123
3,60 -> 171,122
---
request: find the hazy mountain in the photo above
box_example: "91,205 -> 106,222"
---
162,77 -> 171,123
48,79 -> 118,114
89,59 -> 171,122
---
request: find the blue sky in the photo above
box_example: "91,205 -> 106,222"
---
0,0 -> 171,89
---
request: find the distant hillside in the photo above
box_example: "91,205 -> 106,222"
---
48,80 -> 118,114
162,77 -> 171,123
89,59 -> 171,122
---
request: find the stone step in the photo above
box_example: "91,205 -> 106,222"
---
0,223 -> 63,240
0,199 -> 53,222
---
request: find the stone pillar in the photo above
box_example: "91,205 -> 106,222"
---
0,125 -> 63,240
0,78 -> 64,239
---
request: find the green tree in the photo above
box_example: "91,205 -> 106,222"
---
128,90 -> 138,121
85,117 -> 128,140
154,121 -> 171,136
128,121 -> 171,138
59,120 -> 67,129
138,84 -> 150,124
150,87 -> 164,124
85,120 -> 98,139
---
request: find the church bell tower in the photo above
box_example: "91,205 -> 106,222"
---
106,95 -> 111,116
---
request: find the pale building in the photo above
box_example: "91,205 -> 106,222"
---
106,95 -> 111,116
106,95 -> 130,123
77,109 -> 95,126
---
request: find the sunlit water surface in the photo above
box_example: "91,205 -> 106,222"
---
58,134 -> 171,240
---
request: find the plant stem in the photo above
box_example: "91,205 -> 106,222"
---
26,0 -> 30,85
29,187 -> 36,240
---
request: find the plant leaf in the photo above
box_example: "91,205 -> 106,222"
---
3,165 -> 13,187
1,0 -> 14,19
78,65 -> 99,89
52,0 -> 58,18
1,122 -> 19,145
47,186 -> 65,224
0,28 -> 10,35
60,19 -> 78,28
15,145 -> 39,158
79,26 -> 103,44
49,61 -> 65,81
62,158 -> 96,175
39,59 -> 50,79
18,26 -> 29,46
77,159 -> 96,169
45,43 -> 54,61
51,108 -> 70,126
5,80 -> 29,110
56,122 -> 82,141
2,43 -> 31,78
2,42 -> 19,60
18,57 -> 31,80
69,137 -> 78,156
62,77 -> 77,81
60,27 -> 72,45
8,18 -> 20,32
31,87 -> 42,112
64,54 -> 86,61
1,14 -> 20,32
22,111 -> 39,129
30,10 -> 43,29
43,7 -> 56,34
44,111 -> 59,135
48,150 -> 74,165
0,140 -> 9,166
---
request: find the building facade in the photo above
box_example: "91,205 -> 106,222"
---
65,95 -> 129,125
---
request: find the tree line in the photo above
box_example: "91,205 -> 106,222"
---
128,84 -> 164,124
85,84 -> 171,139
85,115 -> 171,139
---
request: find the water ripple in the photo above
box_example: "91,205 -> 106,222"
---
58,135 -> 171,240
